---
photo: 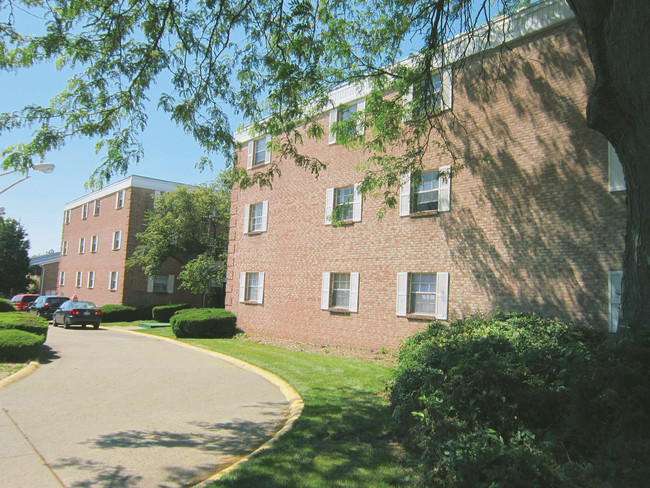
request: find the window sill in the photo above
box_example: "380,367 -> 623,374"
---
242,300 -> 262,305
328,220 -> 355,227
249,162 -> 270,170
406,313 -> 436,321
406,210 -> 439,218
328,307 -> 351,315
245,231 -> 266,236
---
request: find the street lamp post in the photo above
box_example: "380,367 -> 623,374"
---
0,163 -> 56,195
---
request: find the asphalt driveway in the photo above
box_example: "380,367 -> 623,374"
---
0,326 -> 292,487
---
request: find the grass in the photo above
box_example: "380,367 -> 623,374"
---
132,326 -> 415,487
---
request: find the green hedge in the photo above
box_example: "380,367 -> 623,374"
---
99,305 -> 139,322
0,298 -> 16,313
170,308 -> 236,338
152,303 -> 191,323
0,329 -> 45,362
0,312 -> 49,338
390,312 -> 650,487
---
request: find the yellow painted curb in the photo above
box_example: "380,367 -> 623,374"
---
0,361 -> 40,390
109,327 -> 304,486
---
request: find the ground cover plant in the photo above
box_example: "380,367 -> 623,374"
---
153,303 -> 191,323
0,298 -> 15,313
0,329 -> 45,362
390,312 -> 650,487
170,308 -> 236,338
137,327 -> 414,487
0,312 -> 49,337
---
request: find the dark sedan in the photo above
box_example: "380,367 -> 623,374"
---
29,295 -> 70,320
52,300 -> 102,329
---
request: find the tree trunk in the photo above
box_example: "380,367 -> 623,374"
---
565,0 -> 650,327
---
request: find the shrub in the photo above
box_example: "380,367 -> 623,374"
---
0,298 -> 16,313
135,304 -> 156,321
390,313 -> 650,487
152,303 -> 191,323
0,312 -> 49,338
170,308 -> 236,338
100,304 -> 138,322
0,329 -> 45,362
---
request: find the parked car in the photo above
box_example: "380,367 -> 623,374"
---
10,294 -> 39,311
29,295 -> 70,320
52,300 -> 102,329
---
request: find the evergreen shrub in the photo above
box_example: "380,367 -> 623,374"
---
0,329 -> 45,362
100,305 -> 138,322
152,303 -> 191,323
0,312 -> 49,337
0,298 -> 16,313
390,312 -> 650,487
170,308 -> 236,338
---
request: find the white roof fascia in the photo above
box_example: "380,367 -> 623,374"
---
63,175 -> 186,211
234,0 -> 573,144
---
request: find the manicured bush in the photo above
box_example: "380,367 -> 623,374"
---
170,308 -> 236,338
0,329 -> 45,362
135,304 -> 156,321
390,312 -> 650,487
99,304 -> 138,322
0,298 -> 16,313
152,303 -> 191,323
0,312 -> 49,338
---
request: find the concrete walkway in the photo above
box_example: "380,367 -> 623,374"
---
0,326 -> 293,487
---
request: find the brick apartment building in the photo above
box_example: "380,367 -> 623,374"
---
226,0 -> 626,350
58,175 -> 202,308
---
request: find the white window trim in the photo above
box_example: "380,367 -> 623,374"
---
243,201 -> 269,234
609,270 -> 623,333
93,199 -> 101,216
116,190 -> 125,209
396,272 -> 449,320
87,271 -> 95,289
59,271 -> 66,286
75,271 -> 83,288
109,271 -> 119,291
91,235 -> 98,253
325,183 -> 362,225
321,272 -> 359,312
239,272 -> 265,304
246,136 -> 272,169
79,237 -> 85,254
64,209 -> 71,224
112,231 -> 122,250
62,241 -> 68,256
400,165 -> 451,216
404,68 -> 453,114
328,98 -> 366,145
608,143 -> 626,192
147,275 -> 175,294
81,203 -> 88,220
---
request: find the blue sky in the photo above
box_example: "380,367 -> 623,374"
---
1,50 -> 236,258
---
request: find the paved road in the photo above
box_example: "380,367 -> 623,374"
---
0,326 -> 291,487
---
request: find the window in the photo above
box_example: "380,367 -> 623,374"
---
321,272 -> 359,312
109,272 -> 119,291
608,143 -> 626,192
405,69 -> 453,117
59,271 -> 66,286
326,184 -> 362,224
329,98 -> 366,144
62,241 -> 68,256
90,235 -> 98,253
243,201 -> 268,233
116,190 -> 125,209
153,190 -> 165,208
93,199 -> 101,216
239,272 -> 265,304
246,136 -> 271,169
79,237 -> 85,254
147,275 -> 174,294
400,166 -> 451,215
75,271 -> 83,288
64,209 -> 71,224
81,203 -> 88,220
88,271 -> 95,289
609,270 -> 623,333
396,272 -> 449,319
112,231 -> 122,250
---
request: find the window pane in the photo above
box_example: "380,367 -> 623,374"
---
410,273 -> 437,315
338,103 -> 357,122
246,273 -> 259,301
331,273 -> 350,308
335,186 -> 354,221
413,171 -> 439,212
254,137 -> 267,166
153,275 -> 168,293
250,203 -> 264,231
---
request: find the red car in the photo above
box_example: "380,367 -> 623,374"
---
10,294 -> 39,311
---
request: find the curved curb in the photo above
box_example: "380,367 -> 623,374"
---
0,361 -> 40,391
108,327 -> 304,486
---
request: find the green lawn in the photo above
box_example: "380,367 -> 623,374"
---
133,327 -> 415,487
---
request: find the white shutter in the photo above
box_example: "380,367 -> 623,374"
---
356,99 -> 366,134
436,272 -> 449,320
167,275 -> 175,294
257,272 -> 265,304
400,173 -> 411,216
329,109 -> 338,144
325,188 -> 334,225
349,272 -> 359,313
247,140 -> 254,169
261,200 -> 268,232
352,183 -> 362,222
438,165 -> 451,212
441,69 -> 453,110
239,272 -> 246,302
147,277 -> 154,293
264,138 -> 271,164
396,272 -> 408,316
608,143 -> 626,191
243,204 -> 250,234
609,270 -> 623,332
111,232 -> 116,250
321,272 -> 331,310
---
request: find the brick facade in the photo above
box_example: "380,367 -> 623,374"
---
226,5 -> 626,350
58,176 -> 202,308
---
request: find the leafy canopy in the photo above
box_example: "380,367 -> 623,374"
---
0,216 -> 32,295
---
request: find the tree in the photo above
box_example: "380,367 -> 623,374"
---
127,170 -> 231,295
0,1 -> 647,326
0,216 -> 31,295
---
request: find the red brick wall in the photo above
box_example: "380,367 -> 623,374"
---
226,20 -> 626,350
